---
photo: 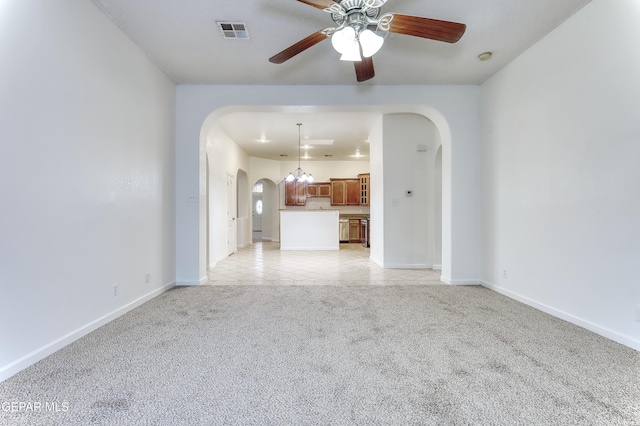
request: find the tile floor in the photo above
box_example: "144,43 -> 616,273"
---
206,242 -> 444,286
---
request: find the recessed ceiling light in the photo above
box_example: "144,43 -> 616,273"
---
478,52 -> 492,61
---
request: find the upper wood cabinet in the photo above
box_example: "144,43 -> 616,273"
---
318,183 -> 331,197
330,180 -> 346,205
330,178 -> 360,206
285,180 -> 306,206
346,179 -> 360,205
358,173 -> 370,206
306,182 -> 331,198
306,184 -> 318,197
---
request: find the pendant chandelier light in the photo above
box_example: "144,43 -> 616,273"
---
285,123 -> 314,183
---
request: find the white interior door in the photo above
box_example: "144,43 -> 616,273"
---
227,174 -> 237,255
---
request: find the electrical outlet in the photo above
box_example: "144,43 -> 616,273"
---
636,305 -> 640,322
112,284 -> 118,297
145,273 -> 150,284
503,269 -> 508,279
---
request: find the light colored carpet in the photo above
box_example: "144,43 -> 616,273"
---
1,285 -> 638,425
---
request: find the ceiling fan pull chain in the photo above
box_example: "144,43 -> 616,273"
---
377,13 -> 394,31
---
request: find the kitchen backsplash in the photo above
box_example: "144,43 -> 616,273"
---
285,197 -> 370,215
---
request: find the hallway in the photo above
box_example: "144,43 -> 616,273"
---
207,242 -> 443,286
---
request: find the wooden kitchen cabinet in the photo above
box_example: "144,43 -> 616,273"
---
306,182 -> 331,198
349,219 -> 361,242
346,179 -> 360,205
318,183 -> 331,197
330,180 -> 345,205
285,180 -> 306,206
331,178 -> 360,206
306,183 -> 318,197
358,173 -> 370,206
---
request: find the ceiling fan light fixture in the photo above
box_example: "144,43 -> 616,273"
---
331,26 -> 355,54
340,48 -> 361,61
332,26 -> 361,61
359,29 -> 384,58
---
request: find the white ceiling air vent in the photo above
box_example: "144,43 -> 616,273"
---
217,22 -> 250,39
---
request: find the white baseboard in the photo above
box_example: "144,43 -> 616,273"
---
481,281 -> 640,352
0,281 -> 176,383
370,256 -> 384,268
432,264 -> 442,271
176,280 -> 201,286
176,278 -> 207,286
440,275 -> 481,285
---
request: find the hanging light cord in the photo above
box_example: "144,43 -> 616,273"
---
297,123 -> 302,170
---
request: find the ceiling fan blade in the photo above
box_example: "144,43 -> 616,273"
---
354,56 -> 375,82
387,13 -> 466,43
269,30 -> 331,64
297,0 -> 343,13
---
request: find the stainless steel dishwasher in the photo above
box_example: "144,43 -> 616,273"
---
339,218 -> 349,242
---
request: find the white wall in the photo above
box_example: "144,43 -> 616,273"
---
434,146 -> 443,268
381,114 -> 440,268
236,169 -> 250,248
177,90 -> 482,286
0,0 -> 176,380
480,0 -> 640,349
369,116 -> 385,266
250,157 -> 283,188
205,124 -> 250,271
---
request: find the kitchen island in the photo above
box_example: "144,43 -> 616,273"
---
280,210 -> 339,250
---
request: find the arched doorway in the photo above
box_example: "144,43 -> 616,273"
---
252,179 -> 278,243
198,105 -> 453,283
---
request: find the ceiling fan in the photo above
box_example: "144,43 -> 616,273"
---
269,0 -> 466,82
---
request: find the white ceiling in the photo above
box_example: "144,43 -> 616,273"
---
92,0 -> 591,160
217,111 -> 380,161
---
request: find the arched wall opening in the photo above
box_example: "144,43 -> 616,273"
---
252,179 -> 279,243
199,105 -> 453,281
